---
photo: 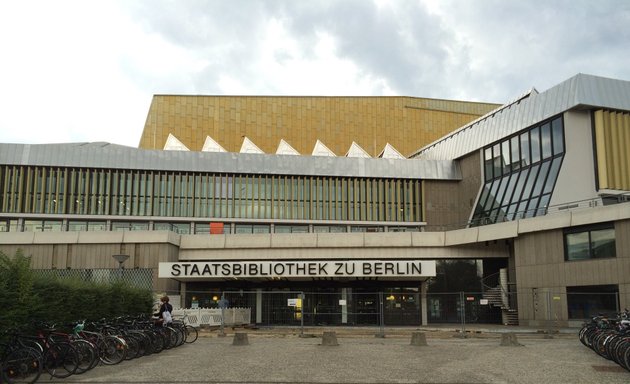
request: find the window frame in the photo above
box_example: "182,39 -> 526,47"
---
564,222 -> 616,261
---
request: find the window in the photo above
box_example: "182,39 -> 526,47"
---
87,221 -> 107,231
314,225 -> 347,233
195,223 -> 210,234
473,116 -> 564,226
350,226 -> 384,232
234,224 -> 270,234
234,224 -> 253,234
388,226 -> 420,232
252,225 -> 270,234
154,222 -> 190,234
68,221 -> 88,231
112,221 -> 149,231
567,285 -> 618,319
172,223 -> 190,234
274,225 -> 308,233
565,223 -> 616,261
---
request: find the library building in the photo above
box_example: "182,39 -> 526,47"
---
1,73 -> 628,327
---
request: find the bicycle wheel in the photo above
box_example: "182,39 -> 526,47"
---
161,327 -> 177,349
184,326 -> 198,343
176,327 -> 186,347
622,344 -> 630,371
150,330 -> 165,354
44,342 -> 79,379
130,331 -> 151,357
2,347 -> 42,384
170,326 -> 185,347
71,339 -> 98,374
98,336 -> 127,365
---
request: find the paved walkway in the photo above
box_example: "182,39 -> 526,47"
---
39,326 -> 629,384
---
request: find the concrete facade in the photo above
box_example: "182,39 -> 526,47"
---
423,151 -> 482,230
2,73 -> 630,327
2,200 -> 628,326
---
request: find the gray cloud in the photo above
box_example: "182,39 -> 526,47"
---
120,0 -> 630,101
275,1 -> 455,96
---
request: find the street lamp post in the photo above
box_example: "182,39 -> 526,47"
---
112,254 -> 129,282
112,254 -> 129,269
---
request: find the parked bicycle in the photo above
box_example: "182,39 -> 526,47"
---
579,309 -> 630,371
172,312 -> 199,344
0,331 -> 42,384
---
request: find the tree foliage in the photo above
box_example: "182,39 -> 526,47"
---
0,249 -> 153,331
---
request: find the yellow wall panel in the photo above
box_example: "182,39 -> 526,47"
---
138,96 -> 499,157
594,109 -> 630,190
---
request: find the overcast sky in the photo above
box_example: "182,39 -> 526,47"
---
1,0 -> 629,147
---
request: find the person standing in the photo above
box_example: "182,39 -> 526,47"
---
155,295 -> 173,326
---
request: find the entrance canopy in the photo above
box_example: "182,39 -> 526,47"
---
159,260 -> 436,282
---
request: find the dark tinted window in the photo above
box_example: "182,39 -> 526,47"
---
565,224 -> 616,261
473,116 -> 564,226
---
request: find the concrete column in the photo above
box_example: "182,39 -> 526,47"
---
341,288 -> 348,324
499,268 -> 509,308
180,282 -> 187,308
420,280 -> 428,326
256,289 -> 263,324
500,268 -> 509,325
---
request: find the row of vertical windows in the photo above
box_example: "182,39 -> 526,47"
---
472,116 -> 565,225
0,219 -> 420,234
483,116 -> 564,181
0,167 -> 423,223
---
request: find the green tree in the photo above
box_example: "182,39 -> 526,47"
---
0,249 -> 40,330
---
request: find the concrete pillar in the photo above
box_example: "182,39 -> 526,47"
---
420,280 -> 428,326
500,268 -> 509,325
500,333 -> 522,346
410,332 -> 428,346
180,282 -> 187,308
341,288 -> 348,324
321,331 -> 339,346
232,332 -> 249,346
256,289 -> 263,324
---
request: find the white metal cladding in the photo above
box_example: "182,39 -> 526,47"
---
0,142 -> 462,180
413,74 -> 630,161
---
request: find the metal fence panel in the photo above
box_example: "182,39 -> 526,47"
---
33,268 -> 153,290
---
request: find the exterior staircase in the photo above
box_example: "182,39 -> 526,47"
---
482,285 -> 519,326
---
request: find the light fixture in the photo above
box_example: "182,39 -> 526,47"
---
112,254 -> 129,269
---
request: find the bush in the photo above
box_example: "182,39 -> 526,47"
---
0,249 -> 153,331
0,249 -> 39,331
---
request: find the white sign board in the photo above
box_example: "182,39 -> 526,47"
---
159,260 -> 436,280
339,299 -> 347,306
479,299 -> 489,305
287,298 -> 299,307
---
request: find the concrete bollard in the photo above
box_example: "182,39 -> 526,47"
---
500,332 -> 522,347
321,331 -> 339,346
410,332 -> 428,346
232,332 -> 249,346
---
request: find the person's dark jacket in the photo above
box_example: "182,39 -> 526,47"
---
155,302 -> 173,318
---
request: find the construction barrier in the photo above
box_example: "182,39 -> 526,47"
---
172,307 -> 251,327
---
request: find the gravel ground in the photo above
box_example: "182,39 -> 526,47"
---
37,329 -> 629,384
